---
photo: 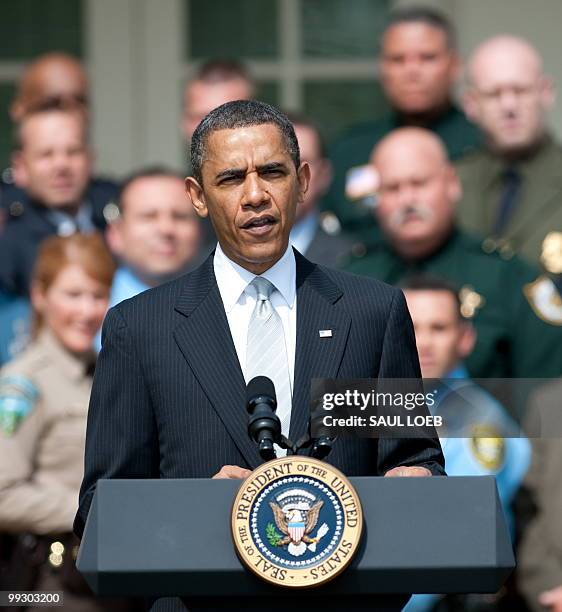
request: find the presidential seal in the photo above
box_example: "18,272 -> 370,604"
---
231,456 -> 363,588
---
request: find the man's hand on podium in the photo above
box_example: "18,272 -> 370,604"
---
212,465 -> 253,479
384,466 -> 432,477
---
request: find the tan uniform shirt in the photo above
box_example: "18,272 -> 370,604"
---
0,330 -> 94,534
518,381 -> 562,612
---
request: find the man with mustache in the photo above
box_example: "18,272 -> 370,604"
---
457,36 -> 562,267
345,127 -> 562,379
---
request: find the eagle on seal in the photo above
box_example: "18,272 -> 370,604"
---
269,499 -> 324,556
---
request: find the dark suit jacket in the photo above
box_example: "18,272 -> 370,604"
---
75,250 -> 444,537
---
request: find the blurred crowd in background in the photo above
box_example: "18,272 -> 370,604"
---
1,5 -> 562,612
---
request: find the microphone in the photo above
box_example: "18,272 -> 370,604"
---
246,376 -> 281,461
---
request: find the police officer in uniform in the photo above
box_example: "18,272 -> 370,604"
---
402,275 -> 531,612
324,7 -> 480,238
0,234 -> 135,611
457,35 -> 562,266
0,99 -> 117,299
345,128 -> 562,379
0,51 -> 117,257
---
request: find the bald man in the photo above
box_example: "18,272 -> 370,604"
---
10,52 -> 89,122
456,35 -> 562,268
2,53 -> 91,201
1,55 -> 118,283
345,127 -> 562,379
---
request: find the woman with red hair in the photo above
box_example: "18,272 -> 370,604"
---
0,233 -> 136,610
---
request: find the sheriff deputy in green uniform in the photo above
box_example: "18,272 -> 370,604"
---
345,127 -> 562,379
456,35 -> 562,267
324,7 -> 481,239
0,233 -> 136,611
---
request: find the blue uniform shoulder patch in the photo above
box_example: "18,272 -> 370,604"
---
0,375 -> 39,436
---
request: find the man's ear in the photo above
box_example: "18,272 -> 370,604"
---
11,150 -> 27,188
185,176 -> 208,218
105,220 -> 125,258
447,52 -> 462,86
296,161 -> 311,205
462,88 -> 479,123
539,75 -> 555,111
446,164 -> 462,206
458,321 -> 476,360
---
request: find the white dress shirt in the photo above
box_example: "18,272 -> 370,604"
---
213,242 -> 297,391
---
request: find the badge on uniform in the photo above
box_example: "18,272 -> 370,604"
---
541,231 -> 562,274
469,424 -> 505,471
0,376 -> 39,436
523,275 -> 562,326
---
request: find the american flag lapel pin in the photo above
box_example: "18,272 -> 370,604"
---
319,329 -> 333,338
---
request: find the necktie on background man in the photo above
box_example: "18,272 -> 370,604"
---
493,166 -> 521,237
245,277 -> 292,452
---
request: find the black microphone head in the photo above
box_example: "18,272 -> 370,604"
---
246,376 -> 276,405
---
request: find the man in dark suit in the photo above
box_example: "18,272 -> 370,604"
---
75,100 -> 444,609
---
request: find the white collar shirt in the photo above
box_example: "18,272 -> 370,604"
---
213,242 -> 297,391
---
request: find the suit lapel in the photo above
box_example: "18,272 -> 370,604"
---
290,251 -> 351,445
173,255 -> 263,468
172,251 -> 351,464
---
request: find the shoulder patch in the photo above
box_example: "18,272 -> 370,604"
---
470,424 -> 505,471
523,276 -> 562,326
0,375 -> 39,436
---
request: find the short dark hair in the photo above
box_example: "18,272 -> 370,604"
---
190,99 -> 300,184
196,59 -> 254,88
284,111 -> 327,159
383,7 -> 457,50
118,166 -> 185,214
400,274 -> 463,319
14,97 -> 88,150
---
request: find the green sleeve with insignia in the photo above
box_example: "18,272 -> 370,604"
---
507,258 -> 562,377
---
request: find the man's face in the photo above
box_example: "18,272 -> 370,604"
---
404,289 -> 474,378
374,138 -> 458,256
465,48 -> 551,153
186,123 -> 309,274
13,111 -> 91,209
108,176 -> 202,283
293,123 -> 332,223
379,23 -> 458,115
182,79 -> 252,140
